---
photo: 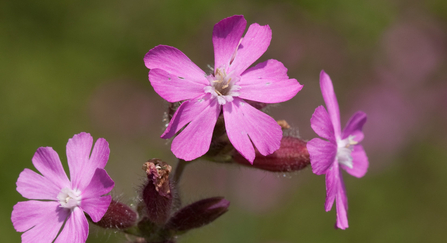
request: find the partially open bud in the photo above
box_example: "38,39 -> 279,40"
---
94,200 -> 138,229
166,197 -> 230,232
142,159 -> 173,225
233,136 -> 310,172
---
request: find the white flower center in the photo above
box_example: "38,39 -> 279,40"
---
336,135 -> 358,169
204,67 -> 240,105
57,187 -> 82,209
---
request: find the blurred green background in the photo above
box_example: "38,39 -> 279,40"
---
2,0 -> 447,242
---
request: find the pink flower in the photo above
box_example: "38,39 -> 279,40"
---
11,132 -> 115,243
144,15 -> 302,162
307,71 -> 369,229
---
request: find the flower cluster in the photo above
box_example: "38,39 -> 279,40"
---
11,15 -> 369,243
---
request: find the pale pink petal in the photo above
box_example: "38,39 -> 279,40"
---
229,23 -> 272,76
310,106 -> 336,142
335,173 -> 349,229
81,195 -> 112,223
223,98 -> 282,163
31,147 -> 70,189
171,96 -> 221,161
237,60 -> 302,103
320,70 -> 341,139
149,68 -> 206,102
54,207 -> 88,243
144,45 -> 207,84
342,145 -> 369,178
342,111 -> 367,142
213,15 -> 247,69
307,138 -> 337,175
16,168 -> 61,200
66,132 -> 94,191
161,94 -> 210,139
89,138 -> 110,169
12,201 -> 67,243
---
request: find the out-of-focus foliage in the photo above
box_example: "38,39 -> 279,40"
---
1,0 -> 446,242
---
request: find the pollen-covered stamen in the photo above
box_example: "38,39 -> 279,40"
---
336,135 -> 358,169
57,187 -> 82,210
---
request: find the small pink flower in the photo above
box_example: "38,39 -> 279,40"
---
11,132 -> 115,243
307,71 -> 369,229
144,15 -> 302,162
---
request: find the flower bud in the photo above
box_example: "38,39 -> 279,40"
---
166,197 -> 230,232
94,200 -> 138,229
142,159 -> 173,225
233,136 -> 310,172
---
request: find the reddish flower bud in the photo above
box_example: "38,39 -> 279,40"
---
142,159 -> 173,225
233,136 -> 310,172
166,197 -> 230,232
95,200 -> 137,229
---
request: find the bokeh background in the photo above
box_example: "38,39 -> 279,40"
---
2,0 -> 447,242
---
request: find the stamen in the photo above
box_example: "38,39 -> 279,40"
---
222,78 -> 232,89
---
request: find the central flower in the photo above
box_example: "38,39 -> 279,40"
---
204,67 -> 241,105
144,15 -> 302,162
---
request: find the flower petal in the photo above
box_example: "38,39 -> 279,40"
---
81,168 -> 114,199
342,111 -> 367,142
16,168 -> 61,200
66,132 -> 94,191
237,60 -> 303,103
12,201 -> 67,243
81,195 -> 112,223
307,138 -> 337,175
54,207 -> 89,243
341,145 -> 368,178
223,98 -> 282,163
161,94 -> 211,139
325,165 -> 337,212
149,68 -> 206,102
89,138 -> 110,170
81,169 -> 114,222
320,70 -> 341,139
310,105 -> 336,142
171,95 -> 221,161
31,147 -> 70,190
335,173 -> 349,229
240,59 -> 289,80
229,23 -> 272,76
213,15 -> 247,69
144,45 -> 207,85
